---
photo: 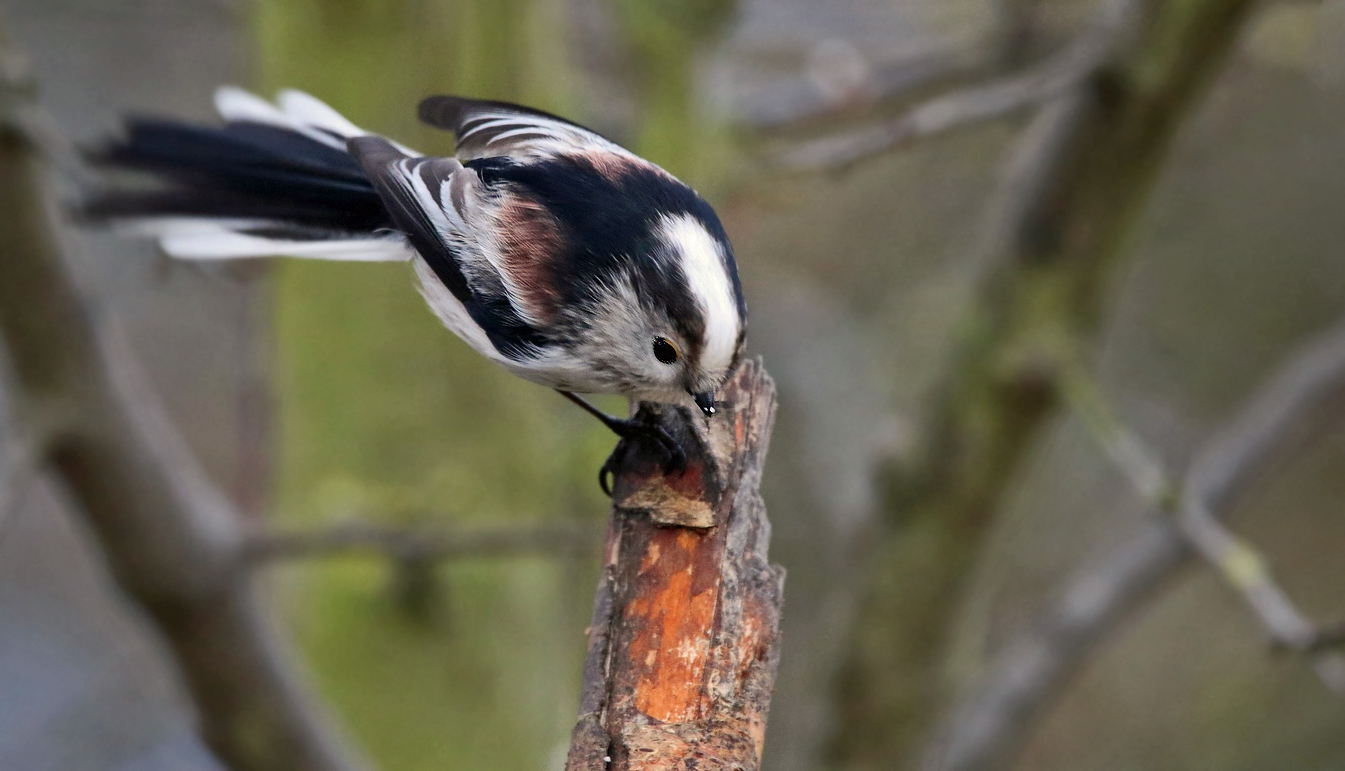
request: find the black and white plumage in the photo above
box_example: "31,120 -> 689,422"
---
86,88 -> 747,426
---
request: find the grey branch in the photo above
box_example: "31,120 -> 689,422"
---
246,520 -> 604,564
0,21 -> 366,771
774,0 -> 1144,173
1180,495 -> 1345,689
741,52 -> 978,135
926,318 -> 1345,771
0,440 -> 36,536
839,0 -> 1261,763
1065,365 -> 1345,691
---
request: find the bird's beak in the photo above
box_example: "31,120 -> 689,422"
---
692,390 -> 717,417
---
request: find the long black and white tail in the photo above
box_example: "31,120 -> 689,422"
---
83,88 -> 413,262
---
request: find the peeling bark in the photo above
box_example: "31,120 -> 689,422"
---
566,359 -> 784,771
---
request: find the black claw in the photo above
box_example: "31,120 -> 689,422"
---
649,423 -> 686,471
555,391 -> 688,496
596,422 -> 686,496
599,439 -> 627,497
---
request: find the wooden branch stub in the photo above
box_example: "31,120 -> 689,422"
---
608,396 -> 722,529
567,359 -> 784,771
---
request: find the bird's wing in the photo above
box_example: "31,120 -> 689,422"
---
417,95 -> 639,163
347,135 -> 551,361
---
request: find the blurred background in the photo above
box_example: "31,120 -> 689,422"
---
1,0 -> 1344,769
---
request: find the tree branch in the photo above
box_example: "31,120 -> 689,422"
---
1302,622 -> 1345,653
773,0 -> 1145,173
1180,497 -> 1345,689
0,440 -> 35,536
740,51 -> 972,135
565,359 -> 784,771
245,520 -> 603,564
1067,366 -> 1345,690
0,21 -> 365,771
926,318 -> 1345,771
836,0 -> 1263,764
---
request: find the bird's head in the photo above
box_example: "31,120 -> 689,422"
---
566,211 -> 745,416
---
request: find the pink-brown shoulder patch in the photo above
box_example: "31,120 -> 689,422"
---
572,150 -> 676,183
496,195 -> 565,323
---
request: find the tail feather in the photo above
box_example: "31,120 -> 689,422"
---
83,88 -> 410,262
158,226 -> 412,261
215,86 -> 350,151
275,89 -> 370,144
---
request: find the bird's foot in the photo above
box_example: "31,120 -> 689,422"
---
556,391 -> 687,496
598,415 -> 686,497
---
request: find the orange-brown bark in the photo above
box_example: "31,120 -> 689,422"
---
566,359 -> 783,771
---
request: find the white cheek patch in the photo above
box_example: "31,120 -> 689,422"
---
658,214 -> 740,374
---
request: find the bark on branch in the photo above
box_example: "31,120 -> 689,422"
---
0,22 -> 364,771
565,359 -> 784,771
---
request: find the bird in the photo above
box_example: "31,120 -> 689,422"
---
82,88 -> 747,493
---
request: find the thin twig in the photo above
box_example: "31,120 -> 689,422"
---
926,319 -> 1345,771
245,520 -> 603,564
1180,497 -> 1345,690
742,52 -> 975,135
1064,365 -> 1345,692
1060,369 -> 1176,508
773,0 -> 1144,173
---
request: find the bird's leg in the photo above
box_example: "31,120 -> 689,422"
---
557,391 -> 686,495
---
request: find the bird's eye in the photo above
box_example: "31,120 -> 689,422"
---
652,337 -> 679,364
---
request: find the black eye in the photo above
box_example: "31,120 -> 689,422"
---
652,337 -> 679,364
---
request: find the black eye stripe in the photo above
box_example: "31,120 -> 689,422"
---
652,337 -> 678,364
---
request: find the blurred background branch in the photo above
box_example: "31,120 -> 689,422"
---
740,53 -> 989,137
926,316 -> 1345,771
246,520 -> 603,564
771,0 -> 1144,173
0,19 -> 365,771
0,439 -> 35,533
833,0 -> 1264,766
1068,358 -> 1345,689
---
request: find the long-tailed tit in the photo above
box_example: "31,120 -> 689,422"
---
84,89 -> 746,492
